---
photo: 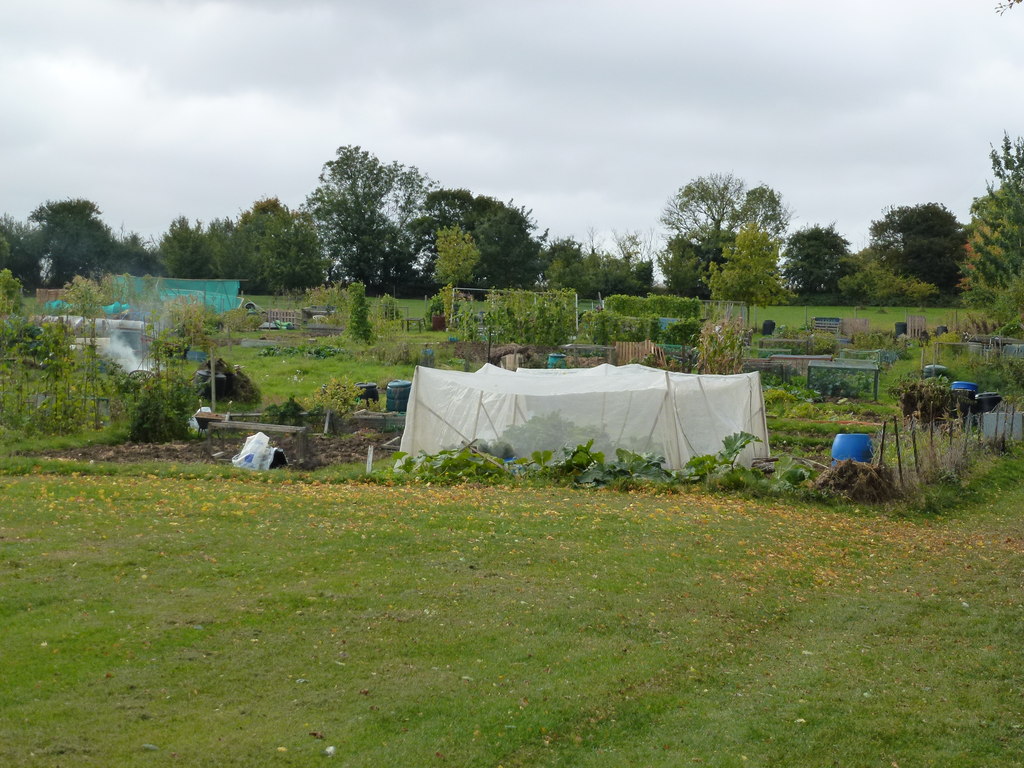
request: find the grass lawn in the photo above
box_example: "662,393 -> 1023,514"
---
752,305 -> 964,334
222,331 -> 462,406
3,459 -> 1024,767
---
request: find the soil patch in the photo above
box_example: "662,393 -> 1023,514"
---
23,430 -> 395,470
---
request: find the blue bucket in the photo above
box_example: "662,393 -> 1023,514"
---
831,433 -> 872,464
951,381 -> 978,394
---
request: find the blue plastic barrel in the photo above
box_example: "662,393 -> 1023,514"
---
386,380 -> 412,412
951,381 -> 978,397
831,433 -> 873,464
547,353 -> 567,369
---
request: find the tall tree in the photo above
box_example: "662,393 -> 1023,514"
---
411,188 -> 546,289
545,236 -> 653,298
542,237 -> 587,293
707,223 -> 791,307
409,188 -> 479,283
434,225 -> 480,287
206,217 -> 247,280
782,224 -> 851,296
963,134 -> 1024,322
236,198 -> 325,294
661,173 -> 791,297
0,215 -> 41,287
469,199 -> 546,288
160,216 -> 214,279
28,198 -> 118,287
736,184 -> 792,242
868,203 -> 965,294
110,230 -> 162,276
657,235 -> 709,298
662,173 -> 791,244
306,145 -> 432,294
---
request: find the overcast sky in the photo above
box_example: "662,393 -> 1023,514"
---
2,0 -> 1022,254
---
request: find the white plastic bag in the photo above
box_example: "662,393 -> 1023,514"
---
231,431 -> 274,471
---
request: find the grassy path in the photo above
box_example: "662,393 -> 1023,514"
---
2,464 -> 1023,766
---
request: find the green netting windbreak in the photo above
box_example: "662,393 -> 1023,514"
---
807,359 -> 880,400
115,277 -> 241,313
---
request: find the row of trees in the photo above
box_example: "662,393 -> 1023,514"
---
2,140 -> 1023,318
0,199 -> 161,289
655,171 -> 969,308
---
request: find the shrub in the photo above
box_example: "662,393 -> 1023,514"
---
348,282 -> 372,344
661,317 -> 702,346
310,377 -> 363,419
126,370 -> 198,443
578,311 -> 660,345
0,269 -> 23,315
262,396 -> 308,426
220,307 -> 263,333
797,331 -> 839,356
850,330 -> 910,358
888,375 -> 955,421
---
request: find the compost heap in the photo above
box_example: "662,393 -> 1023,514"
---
814,459 -> 900,502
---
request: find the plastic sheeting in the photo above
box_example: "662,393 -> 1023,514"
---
399,363 -> 770,469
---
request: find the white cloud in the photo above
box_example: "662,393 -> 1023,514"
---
2,0 -> 1022,254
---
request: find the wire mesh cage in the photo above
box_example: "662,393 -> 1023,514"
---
807,359 -> 880,400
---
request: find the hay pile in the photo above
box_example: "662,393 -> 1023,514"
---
814,459 -> 901,503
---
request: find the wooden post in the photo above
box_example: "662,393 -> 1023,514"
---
893,417 -> 904,486
877,419 -> 887,467
928,418 -> 935,467
910,415 -> 920,479
963,413 -> 972,466
209,348 -> 216,414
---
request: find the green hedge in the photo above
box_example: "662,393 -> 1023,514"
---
661,317 -> 702,345
603,294 -> 702,319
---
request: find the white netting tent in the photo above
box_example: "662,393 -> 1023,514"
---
399,364 -> 770,469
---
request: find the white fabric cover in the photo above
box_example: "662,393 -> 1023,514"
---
399,363 -> 769,468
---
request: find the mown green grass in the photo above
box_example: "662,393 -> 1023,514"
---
2,460 -> 1023,767
753,305 -> 963,334
226,344 -> 418,406
218,327 -> 456,406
